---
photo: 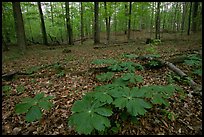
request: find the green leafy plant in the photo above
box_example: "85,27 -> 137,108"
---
193,69 -> 202,76
111,86 -> 152,116
96,72 -> 114,82
145,60 -> 162,69
139,85 -> 177,106
15,92 -> 54,122
16,85 -> 25,94
121,73 -> 143,84
2,85 -> 12,96
92,59 -> 117,65
56,70 -> 65,77
68,95 -> 113,135
184,54 -> 202,67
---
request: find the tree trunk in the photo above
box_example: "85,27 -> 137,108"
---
50,2 -> 54,26
65,2 -> 74,45
124,3 -> 128,35
181,2 -> 187,33
94,2 -> 100,44
127,2 -> 132,40
38,2 -> 48,45
12,2 -> 26,51
192,2 -> 199,32
155,2 -> 161,39
2,36 -> 9,51
104,2 -> 111,44
80,2 -> 84,44
187,2 -> 192,35
114,2 -> 117,40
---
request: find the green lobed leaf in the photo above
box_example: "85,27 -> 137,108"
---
25,106 -> 42,122
38,101 -> 53,110
92,91 -> 113,104
15,103 -> 33,114
34,93 -> 45,100
94,107 -> 113,116
96,72 -> 114,82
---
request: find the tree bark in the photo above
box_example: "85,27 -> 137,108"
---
80,2 -> 84,44
124,3 -> 128,35
127,2 -> 132,40
94,2 -> 100,44
65,2 -> 74,45
187,2 -> 192,35
104,2 -> 111,44
12,2 -> 26,51
38,2 -> 48,45
155,2 -> 161,39
50,2 -> 54,26
192,2 -> 199,32
181,2 -> 187,33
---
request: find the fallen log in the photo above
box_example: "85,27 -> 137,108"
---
136,55 -> 202,97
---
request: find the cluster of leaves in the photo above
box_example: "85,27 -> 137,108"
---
68,59 -> 180,135
144,60 -> 163,69
2,85 -> 12,96
96,72 -> 114,82
184,54 -> 202,76
15,93 -> 54,122
92,59 -> 144,73
16,85 -> 25,94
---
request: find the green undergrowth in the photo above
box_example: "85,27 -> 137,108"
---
68,58 -> 184,135
15,93 -> 54,122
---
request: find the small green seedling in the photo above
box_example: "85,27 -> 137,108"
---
16,85 -> 25,94
15,92 -> 54,122
2,85 -> 12,96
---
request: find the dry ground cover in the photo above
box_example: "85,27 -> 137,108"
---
2,32 -> 202,135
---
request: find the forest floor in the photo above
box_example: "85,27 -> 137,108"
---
2,31 -> 202,135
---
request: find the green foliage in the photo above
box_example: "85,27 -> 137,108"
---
112,87 -> 152,116
145,60 -> 163,69
96,72 -> 114,82
121,73 -> 143,84
184,54 -> 202,67
56,70 -> 65,77
68,95 -> 112,135
92,59 -> 117,65
69,57 -> 180,135
108,61 -> 144,72
2,85 -> 12,96
16,85 -> 25,94
15,93 -> 54,122
193,69 -> 202,76
139,85 -> 177,106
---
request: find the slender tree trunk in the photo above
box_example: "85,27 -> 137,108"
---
2,36 -> 9,51
150,2 -> 154,38
114,2 -> 117,40
104,2 -> 110,44
26,5 -> 34,42
50,2 -> 54,26
94,2 -> 100,44
187,2 -> 192,35
38,2 -> 48,45
80,2 -> 84,44
155,2 -> 161,39
192,2 -> 199,32
12,2 -> 26,51
124,3 -> 128,35
65,2 -> 74,45
181,2 -> 187,33
127,2 -> 132,40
